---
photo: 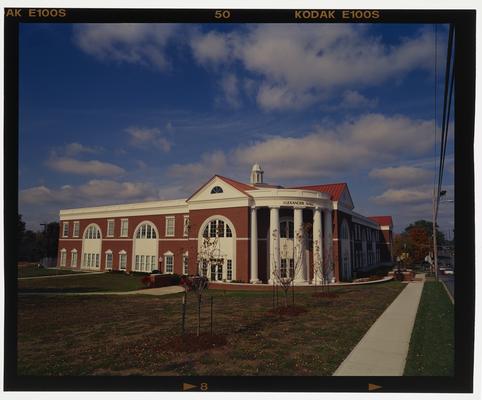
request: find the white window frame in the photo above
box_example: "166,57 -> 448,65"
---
73,221 -> 80,238
71,249 -> 78,268
183,215 -> 189,237
60,249 -> 67,267
107,219 -> 115,237
105,250 -> 113,270
119,251 -> 127,270
165,216 -> 175,237
62,222 -> 69,238
164,251 -> 174,274
182,252 -> 189,275
120,219 -> 129,237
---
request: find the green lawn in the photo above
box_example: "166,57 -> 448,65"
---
404,280 -> 454,376
18,265 -> 82,278
17,281 -> 404,376
18,271 -> 147,293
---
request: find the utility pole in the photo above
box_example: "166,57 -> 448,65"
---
432,188 -> 438,282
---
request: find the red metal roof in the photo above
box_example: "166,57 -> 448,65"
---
216,175 -> 257,196
290,183 -> 348,201
368,216 -> 393,227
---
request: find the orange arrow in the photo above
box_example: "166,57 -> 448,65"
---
183,383 -> 197,391
368,383 -> 382,391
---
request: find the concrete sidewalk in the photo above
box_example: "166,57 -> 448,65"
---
333,274 -> 425,376
18,286 -> 185,296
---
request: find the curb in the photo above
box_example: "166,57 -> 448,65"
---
440,279 -> 454,304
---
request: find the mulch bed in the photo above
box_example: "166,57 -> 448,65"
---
162,333 -> 228,353
268,305 -> 308,316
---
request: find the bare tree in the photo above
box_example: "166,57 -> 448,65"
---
271,227 -> 304,308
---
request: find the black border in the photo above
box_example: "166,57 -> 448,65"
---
4,8 -> 476,393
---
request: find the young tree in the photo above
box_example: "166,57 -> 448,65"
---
271,227 -> 304,308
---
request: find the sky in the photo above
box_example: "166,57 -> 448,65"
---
18,22 -> 454,234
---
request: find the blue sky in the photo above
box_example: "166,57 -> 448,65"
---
18,22 -> 454,234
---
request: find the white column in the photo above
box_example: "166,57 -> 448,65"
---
323,209 -> 333,283
268,207 -> 280,284
293,207 -> 306,283
313,207 -> 323,284
250,206 -> 259,283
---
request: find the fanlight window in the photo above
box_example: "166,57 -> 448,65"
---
210,186 -> 223,194
135,223 -> 157,239
84,225 -> 101,239
203,219 -> 233,238
280,220 -> 294,238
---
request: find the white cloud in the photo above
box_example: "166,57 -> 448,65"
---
126,126 -> 172,152
341,90 -> 378,109
232,113 -> 434,180
369,166 -> 433,186
371,186 -> 432,205
190,31 -> 231,65
73,23 -> 179,70
218,74 -> 241,109
74,24 -> 436,111
46,157 -> 125,176
220,24 -> 434,110
63,142 -> 101,157
20,179 -> 159,206
168,150 -> 227,181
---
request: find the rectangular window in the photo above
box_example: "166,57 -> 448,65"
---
62,222 -> 69,237
60,251 -> 66,267
71,251 -> 77,268
280,259 -> 287,278
183,215 -> 189,237
107,220 -> 115,237
83,253 -> 87,267
140,255 -> 145,272
106,253 -> 113,269
217,264 -> 223,281
120,219 -> 129,237
119,254 -> 127,270
135,255 -> 140,271
165,216 -> 175,237
201,261 -> 208,277
95,254 -> 100,268
87,253 -> 91,268
289,259 -> 295,278
146,255 -> 151,272
165,255 -> 174,273
183,255 -> 189,275
73,222 -> 80,237
227,260 -> 232,281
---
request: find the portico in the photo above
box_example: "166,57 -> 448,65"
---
247,188 -> 333,285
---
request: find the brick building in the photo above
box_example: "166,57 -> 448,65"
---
57,164 -> 393,283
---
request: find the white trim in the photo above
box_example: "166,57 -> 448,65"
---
120,218 -> 129,237
165,216 -> 176,237
164,252 -> 174,274
107,219 -> 115,237
62,222 -> 69,238
58,238 -> 83,241
73,221 -> 80,238
60,199 -> 187,220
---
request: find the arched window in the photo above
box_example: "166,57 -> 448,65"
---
84,225 -> 101,239
202,219 -> 233,238
210,186 -> 223,194
135,222 -> 157,239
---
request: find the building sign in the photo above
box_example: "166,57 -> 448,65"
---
282,200 -> 314,207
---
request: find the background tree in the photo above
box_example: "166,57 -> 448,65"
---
17,215 -> 59,262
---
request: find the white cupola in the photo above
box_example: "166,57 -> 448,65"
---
250,163 -> 264,185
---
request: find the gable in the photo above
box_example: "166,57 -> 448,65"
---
187,175 -> 251,203
338,186 -> 355,210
